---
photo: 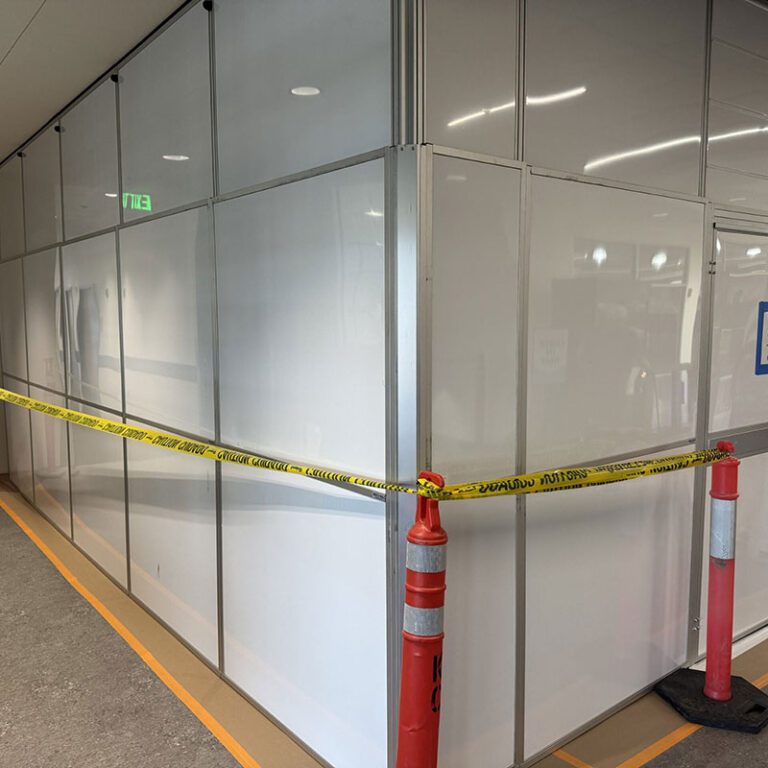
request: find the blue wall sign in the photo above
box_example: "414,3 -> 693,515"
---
757,301 -> 768,376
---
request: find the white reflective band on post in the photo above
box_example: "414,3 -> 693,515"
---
710,498 -> 737,560
403,605 -> 444,637
405,542 -> 447,573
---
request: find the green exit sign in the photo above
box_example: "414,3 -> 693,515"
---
123,192 -> 152,212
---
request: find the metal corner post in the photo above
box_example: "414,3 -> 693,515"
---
385,143 -> 431,768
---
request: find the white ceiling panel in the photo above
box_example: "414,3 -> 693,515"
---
0,0 -> 186,160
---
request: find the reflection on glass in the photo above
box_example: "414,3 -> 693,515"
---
24,249 -> 64,392
0,259 -> 28,379
120,207 -> 214,437
0,157 -> 25,260
215,0 -> 390,193
62,234 -> 122,410
60,80 -> 120,239
525,0 -> 705,192
30,386 -> 70,535
127,425 -> 217,662
710,232 -> 768,431
4,379 -> 33,499
215,161 -> 385,477
119,4 -> 212,219
70,400 -> 127,586
527,177 -> 704,469
23,126 -> 63,250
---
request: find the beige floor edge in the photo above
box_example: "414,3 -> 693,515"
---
0,483 -> 323,768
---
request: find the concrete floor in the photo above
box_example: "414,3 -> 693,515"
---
0,505 -> 239,768
0,484 -> 323,768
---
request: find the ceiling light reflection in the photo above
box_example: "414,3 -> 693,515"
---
592,246 -> 607,265
291,86 -> 320,96
162,154 -> 190,161
651,251 -> 668,270
104,193 -> 118,198
365,209 -> 384,218
447,86 -> 586,128
747,247 -> 762,257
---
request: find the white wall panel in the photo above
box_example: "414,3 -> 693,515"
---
527,177 -> 704,470
120,207 -> 214,437
707,104 -> 768,178
0,259 -> 28,379
525,450 -> 694,757
700,453 -> 768,651
61,81 -> 120,239
5,378 -> 33,499
216,161 -> 385,476
714,0 -> 768,60
70,400 -> 127,586
127,425 -> 217,662
0,157 -> 25,260
23,126 -> 63,251
707,167 -> 768,211
710,41 -> 768,119
24,248 -> 64,392
30,386 -> 70,535
215,0 -> 390,193
431,157 -> 519,767
222,466 -> 387,768
119,4 -> 212,219
525,0 -> 706,193
62,234 -> 122,410
425,0 -> 517,158
710,232 -> 768,432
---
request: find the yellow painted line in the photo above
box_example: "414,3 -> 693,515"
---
752,672 -> 768,689
613,723 -> 702,768
0,498 -> 261,768
554,748 -> 594,767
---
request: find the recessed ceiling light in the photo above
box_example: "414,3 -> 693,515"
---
104,193 -> 118,198
365,209 -> 384,218
291,86 -> 320,96
162,154 -> 190,161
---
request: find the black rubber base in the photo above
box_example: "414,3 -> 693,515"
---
655,668 -> 768,734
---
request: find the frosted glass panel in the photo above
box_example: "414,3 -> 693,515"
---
222,467 -> 386,768
61,81 -> 120,238
216,161 -> 385,476
0,259 -> 28,379
425,0 -> 517,158
62,234 -> 122,410
431,157 -> 519,768
215,0 -> 390,193
23,126 -> 63,250
527,177 -> 704,469
525,0 -> 705,193
5,378 -> 33,499
120,207 -> 214,437
700,453 -> 768,651
119,4 -> 212,219
707,104 -> 768,177
526,450 -> 694,757
710,232 -> 768,432
707,167 -> 768,211
710,41 -> 768,118
30,386 -> 70,535
70,400 -> 127,586
24,248 -> 64,392
714,0 -> 768,60
127,424 -> 217,662
0,157 -> 25,260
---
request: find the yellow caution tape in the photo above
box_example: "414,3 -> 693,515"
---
0,387 -> 728,502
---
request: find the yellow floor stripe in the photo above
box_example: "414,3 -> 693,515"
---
555,748 -> 594,767
613,723 -> 701,768
0,498 -> 261,768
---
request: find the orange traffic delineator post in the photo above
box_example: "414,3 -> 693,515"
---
396,471 -> 447,768
655,441 -> 768,732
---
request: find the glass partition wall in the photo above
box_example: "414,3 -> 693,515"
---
3,1 -> 768,767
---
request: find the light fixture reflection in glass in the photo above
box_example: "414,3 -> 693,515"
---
162,154 -> 190,161
747,247 -> 762,257
104,193 -> 118,198
651,251 -> 667,270
291,86 -> 320,96
584,126 -> 768,172
592,246 -> 607,266
716,238 -> 722,254
652,212 -> 669,219
729,197 -> 747,203
447,85 -> 586,127
446,174 -> 467,182
365,209 -> 384,218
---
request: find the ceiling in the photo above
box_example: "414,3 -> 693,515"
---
0,0 -> 186,162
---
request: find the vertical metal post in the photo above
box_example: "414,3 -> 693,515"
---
516,0 -> 527,162
698,0 -> 714,199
